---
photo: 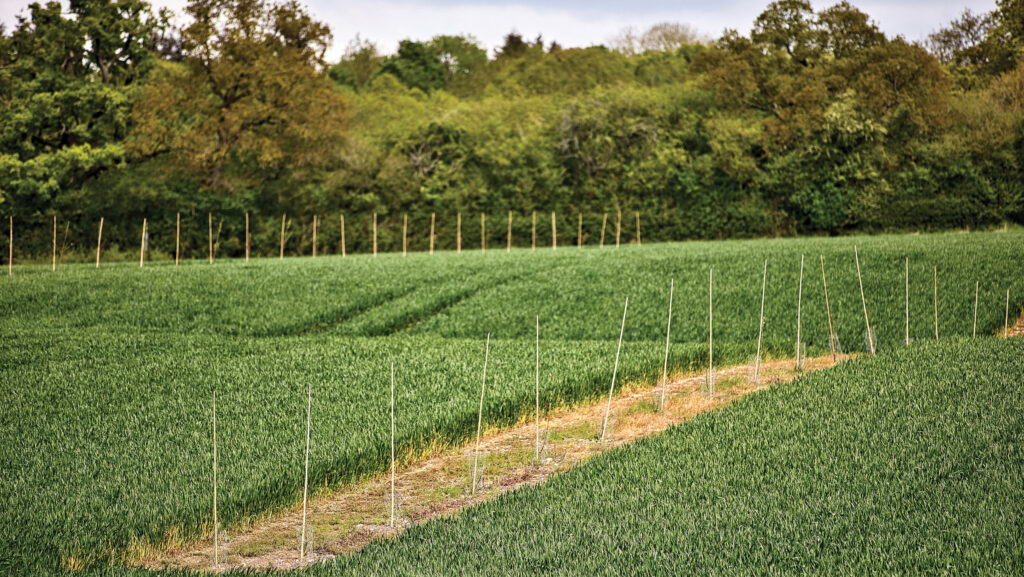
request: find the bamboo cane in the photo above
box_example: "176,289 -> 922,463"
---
1005,289 -> 1010,338
340,214 -> 346,258
390,362 -> 396,527
854,246 -> 875,355
373,213 -> 378,257
601,298 -> 629,442
600,213 -> 607,248
507,211 -> 512,253
535,316 -> 540,461
175,213 -> 180,266
905,257 -> 909,345
312,215 -> 318,258
52,215 -> 56,272
245,213 -> 250,263
820,256 -> 836,363
300,382 -> 311,557
635,211 -> 641,246
659,279 -> 674,412
457,212 -> 461,254
481,213 -> 485,253
577,213 -> 582,250
212,390 -> 218,568
403,214 -> 408,257
796,255 -> 804,370
973,281 -> 979,338
429,213 -> 434,255
708,268 -> 714,394
754,259 -> 767,384
471,334 -> 491,495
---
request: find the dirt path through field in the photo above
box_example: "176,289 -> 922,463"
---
135,354 -> 851,573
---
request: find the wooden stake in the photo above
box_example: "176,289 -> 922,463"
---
754,259 -> 767,384
340,214 -> 346,258
535,316 -> 540,461
7,216 -> 11,276
96,217 -> 103,269
796,255 -> 804,370
600,213 -> 607,248
139,218 -> 147,268
854,246 -> 875,355
456,212 -> 461,254
403,214 -> 408,257
300,381 -> 311,558
280,214 -> 286,260
820,256 -> 836,363
905,257 -> 909,345
245,213 -> 250,263
551,212 -> 557,250
429,213 -> 434,255
507,211 -> 512,253
531,211 -> 536,251
708,269 -> 714,395
208,213 -> 213,264
212,390 -> 218,568
934,266 -> 938,339
481,212 -> 485,253
390,362 -> 396,527
577,213 -> 582,250
52,215 -> 56,272
373,213 -> 378,257
175,213 -> 180,266
312,215 -> 318,258
471,334 -> 490,495
973,281 -> 979,338
601,297 -> 628,442
616,209 -> 621,248
659,279 -> 674,412
635,211 -> 641,246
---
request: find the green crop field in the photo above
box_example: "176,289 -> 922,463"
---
302,338 -> 1024,576
1,231 -> 1023,575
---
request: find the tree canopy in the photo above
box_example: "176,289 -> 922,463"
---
1,0 -> 1023,259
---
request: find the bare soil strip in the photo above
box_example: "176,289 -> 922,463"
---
1005,310 -> 1024,338
135,354 -> 850,573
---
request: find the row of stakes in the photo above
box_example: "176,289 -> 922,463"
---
204,247 -> 1014,567
3,210 -> 645,274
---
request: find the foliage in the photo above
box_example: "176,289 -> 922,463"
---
4,1 -> 1024,257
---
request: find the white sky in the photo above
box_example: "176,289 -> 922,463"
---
0,0 -> 1000,60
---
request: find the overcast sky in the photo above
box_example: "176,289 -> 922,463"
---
0,0 -> 1000,60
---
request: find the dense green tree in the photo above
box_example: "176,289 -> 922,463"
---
129,0 -> 346,195
0,0 -> 161,224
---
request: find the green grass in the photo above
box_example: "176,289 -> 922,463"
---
1,231 -> 1022,574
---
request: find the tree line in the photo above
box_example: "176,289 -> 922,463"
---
2,0 -> 1023,260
